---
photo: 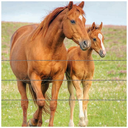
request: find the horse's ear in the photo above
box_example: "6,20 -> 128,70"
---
78,1 -> 84,8
91,22 -> 96,30
68,1 -> 73,10
99,22 -> 103,30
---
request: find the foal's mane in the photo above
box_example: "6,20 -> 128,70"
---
87,26 -> 99,33
31,6 -> 67,40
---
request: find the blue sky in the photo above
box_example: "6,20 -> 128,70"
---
1,1 -> 127,25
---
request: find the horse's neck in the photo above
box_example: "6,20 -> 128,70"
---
44,24 -> 64,47
41,12 -> 66,50
79,47 -> 93,60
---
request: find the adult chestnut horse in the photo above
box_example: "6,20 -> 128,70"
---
66,22 -> 106,127
10,1 -> 91,127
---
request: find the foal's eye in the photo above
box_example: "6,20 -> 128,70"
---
70,20 -> 76,24
93,38 -> 96,41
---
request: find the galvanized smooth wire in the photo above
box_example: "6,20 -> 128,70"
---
1,79 -> 126,81
1,99 -> 126,101
1,59 -> 127,61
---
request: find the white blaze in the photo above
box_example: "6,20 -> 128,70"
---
98,33 -> 106,53
79,15 -> 83,21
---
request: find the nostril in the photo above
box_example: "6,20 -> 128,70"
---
100,50 -> 103,55
83,41 -> 87,46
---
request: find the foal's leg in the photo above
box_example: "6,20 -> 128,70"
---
28,73 -> 45,126
17,80 -> 28,126
49,74 -> 64,126
72,76 -> 85,127
67,80 -> 75,127
82,80 -> 92,126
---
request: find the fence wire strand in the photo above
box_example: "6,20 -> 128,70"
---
1,79 -> 127,81
1,59 -> 127,61
1,99 -> 126,101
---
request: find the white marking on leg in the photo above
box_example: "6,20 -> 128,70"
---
78,100 -> 84,118
69,119 -> 74,127
84,109 -> 87,120
84,109 -> 88,125
98,33 -> 106,54
79,15 -> 83,21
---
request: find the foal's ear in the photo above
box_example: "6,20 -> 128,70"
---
91,22 -> 96,30
99,22 -> 103,30
68,1 -> 73,10
78,1 -> 84,8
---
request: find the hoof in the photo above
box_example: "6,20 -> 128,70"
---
79,117 -> 86,127
28,119 -> 37,127
69,120 -> 74,127
85,119 -> 88,126
22,123 -> 28,127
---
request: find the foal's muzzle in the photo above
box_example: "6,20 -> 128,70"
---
99,49 -> 106,58
79,40 -> 91,51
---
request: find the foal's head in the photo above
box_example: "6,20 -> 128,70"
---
62,1 -> 91,51
88,22 -> 106,58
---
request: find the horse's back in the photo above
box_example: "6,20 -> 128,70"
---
10,24 -> 39,50
67,46 -> 78,53
10,24 -> 39,80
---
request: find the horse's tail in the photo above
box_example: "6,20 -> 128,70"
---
28,84 -> 50,115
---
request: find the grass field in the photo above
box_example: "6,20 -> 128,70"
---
1,21 -> 127,126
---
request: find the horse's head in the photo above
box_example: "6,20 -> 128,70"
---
88,22 -> 106,58
62,1 -> 91,51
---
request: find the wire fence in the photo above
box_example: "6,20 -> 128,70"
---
1,79 -> 127,81
1,59 -> 127,102
1,99 -> 127,101
1,59 -> 127,61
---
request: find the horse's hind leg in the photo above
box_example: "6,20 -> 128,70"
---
82,80 -> 92,126
17,80 -> 28,126
67,80 -> 75,127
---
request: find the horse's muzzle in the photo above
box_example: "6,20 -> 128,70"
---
99,49 -> 106,58
79,40 -> 91,51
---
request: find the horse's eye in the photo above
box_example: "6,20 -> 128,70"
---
93,38 -> 96,41
70,20 -> 76,24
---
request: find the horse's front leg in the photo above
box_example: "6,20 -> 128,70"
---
72,75 -> 86,127
28,73 -> 45,126
37,83 -> 49,126
49,73 -> 64,126
17,80 -> 28,127
82,79 -> 92,126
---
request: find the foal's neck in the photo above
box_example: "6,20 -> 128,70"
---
79,47 -> 93,60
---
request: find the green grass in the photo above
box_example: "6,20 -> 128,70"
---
1,22 -> 127,126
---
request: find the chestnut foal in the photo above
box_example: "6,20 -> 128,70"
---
66,22 -> 106,127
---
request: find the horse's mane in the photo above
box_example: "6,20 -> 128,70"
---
31,6 -> 67,40
87,26 -> 99,33
31,3 -> 85,40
